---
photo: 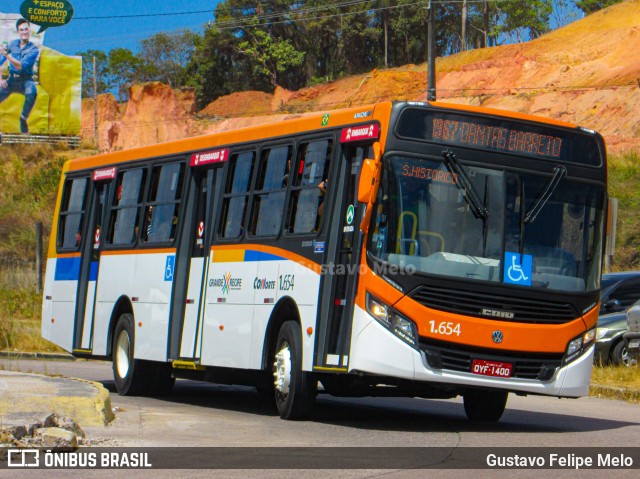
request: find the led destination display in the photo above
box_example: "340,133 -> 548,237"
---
396,107 -> 602,166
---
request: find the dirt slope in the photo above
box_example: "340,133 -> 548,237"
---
82,0 -> 640,154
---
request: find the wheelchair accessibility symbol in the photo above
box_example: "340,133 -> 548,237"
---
503,252 -> 532,286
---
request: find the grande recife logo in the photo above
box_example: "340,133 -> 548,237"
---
20,0 -> 74,33
209,272 -> 242,294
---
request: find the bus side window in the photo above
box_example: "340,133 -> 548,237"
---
286,139 -> 332,234
143,162 -> 185,244
250,145 -> 291,237
220,151 -> 255,239
107,168 -> 146,246
57,177 -> 89,251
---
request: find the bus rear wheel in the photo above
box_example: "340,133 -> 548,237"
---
272,321 -> 316,420
463,390 -> 508,422
112,313 -> 147,395
112,313 -> 174,396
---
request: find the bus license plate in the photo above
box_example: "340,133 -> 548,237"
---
471,359 -> 513,378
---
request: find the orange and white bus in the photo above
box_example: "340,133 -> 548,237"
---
42,101 -> 607,421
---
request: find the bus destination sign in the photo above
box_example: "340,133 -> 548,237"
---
396,108 -> 602,166
431,117 -> 562,159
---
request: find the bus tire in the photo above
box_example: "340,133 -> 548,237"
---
463,390 -> 508,422
112,313 -> 149,396
272,321 -> 316,420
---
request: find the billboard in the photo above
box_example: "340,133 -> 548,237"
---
0,12 -> 81,135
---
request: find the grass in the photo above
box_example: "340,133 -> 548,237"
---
608,151 -> 640,270
590,364 -> 640,403
0,287 -> 63,353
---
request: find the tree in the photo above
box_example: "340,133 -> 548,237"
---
575,0 -> 623,14
76,49 -> 110,98
551,0 -> 579,29
461,0 -> 468,51
491,0 -> 552,44
108,48 -> 142,101
185,26 -> 249,108
139,30 -> 197,87
236,19 -> 305,88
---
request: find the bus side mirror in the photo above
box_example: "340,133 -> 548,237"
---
358,143 -> 381,233
357,143 -> 381,204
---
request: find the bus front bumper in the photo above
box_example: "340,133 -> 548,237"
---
348,306 -> 593,398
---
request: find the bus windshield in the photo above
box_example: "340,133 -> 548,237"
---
368,155 -> 605,292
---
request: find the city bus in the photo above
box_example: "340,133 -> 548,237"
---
42,101 -> 607,421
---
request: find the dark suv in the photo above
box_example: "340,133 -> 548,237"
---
623,301 -> 640,362
594,272 -> 640,366
599,272 -> 640,314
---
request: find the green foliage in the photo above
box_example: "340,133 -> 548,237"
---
237,21 -> 305,87
491,0 -> 553,43
0,146 -> 66,262
608,152 -> 640,270
139,30 -> 198,87
108,48 -> 143,101
71,1 -> 587,107
0,288 -> 40,320
76,49 -> 110,98
575,0 -> 623,14
0,288 -> 61,352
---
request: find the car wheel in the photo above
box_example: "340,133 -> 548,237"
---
611,340 -> 637,367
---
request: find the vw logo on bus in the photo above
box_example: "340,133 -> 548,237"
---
492,331 -> 504,344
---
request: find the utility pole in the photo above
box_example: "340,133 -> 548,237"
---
427,1 -> 436,101
93,56 -> 98,149
36,222 -> 43,293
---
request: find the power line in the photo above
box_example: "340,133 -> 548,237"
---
6,0 -> 510,50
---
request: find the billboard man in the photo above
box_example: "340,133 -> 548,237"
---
0,19 -> 39,134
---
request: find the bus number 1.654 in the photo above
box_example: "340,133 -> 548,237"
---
428,321 -> 461,336
279,274 -> 295,291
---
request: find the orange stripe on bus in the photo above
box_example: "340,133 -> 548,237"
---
100,248 -> 177,256
211,244 -> 322,274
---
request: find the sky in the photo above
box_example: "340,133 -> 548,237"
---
1,0 -> 585,57
1,0 -> 219,55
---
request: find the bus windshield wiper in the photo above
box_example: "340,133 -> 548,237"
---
442,150 -> 488,220
523,165 -> 566,224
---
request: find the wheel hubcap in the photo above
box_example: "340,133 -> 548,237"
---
116,330 -> 131,378
621,346 -> 637,367
273,342 -> 292,396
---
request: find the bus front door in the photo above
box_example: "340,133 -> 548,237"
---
73,179 -> 109,353
173,166 -> 220,360
315,143 -> 371,370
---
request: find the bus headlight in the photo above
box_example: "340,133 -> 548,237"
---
366,295 -> 389,323
366,293 -> 418,346
564,328 -> 596,365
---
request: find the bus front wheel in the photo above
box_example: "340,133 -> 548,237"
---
463,390 -> 508,422
272,321 -> 316,420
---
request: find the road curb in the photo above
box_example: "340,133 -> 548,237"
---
73,377 -> 115,425
590,383 -> 640,403
0,350 -> 74,361
0,370 -> 114,428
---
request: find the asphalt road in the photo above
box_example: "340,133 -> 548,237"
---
2,357 -> 639,478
